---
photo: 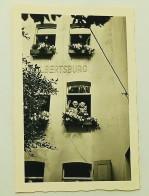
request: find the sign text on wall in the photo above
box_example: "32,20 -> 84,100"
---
43,65 -> 88,73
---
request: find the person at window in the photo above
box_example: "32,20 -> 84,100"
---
45,35 -> 49,44
66,100 -> 78,116
78,102 -> 89,117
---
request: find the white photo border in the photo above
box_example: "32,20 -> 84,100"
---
13,4 -> 139,192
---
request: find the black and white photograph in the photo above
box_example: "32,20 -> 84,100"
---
13,5 -> 139,192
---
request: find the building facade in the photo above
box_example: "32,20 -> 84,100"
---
22,15 -> 130,182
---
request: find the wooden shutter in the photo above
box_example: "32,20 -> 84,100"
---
93,160 -> 112,181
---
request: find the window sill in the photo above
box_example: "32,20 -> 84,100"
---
62,177 -> 92,182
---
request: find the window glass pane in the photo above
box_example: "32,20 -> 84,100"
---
70,34 -> 90,45
68,85 -> 90,93
25,161 -> 45,177
25,161 -> 45,183
36,34 -> 56,45
63,162 -> 92,178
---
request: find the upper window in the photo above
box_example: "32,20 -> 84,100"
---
69,25 -> 95,57
36,34 -> 56,46
70,34 -> 90,45
30,24 -> 56,58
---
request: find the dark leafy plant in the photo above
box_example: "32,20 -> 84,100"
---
22,13 -> 111,28
62,101 -> 100,130
62,112 -> 100,130
31,43 -> 39,50
71,15 -> 112,28
22,27 -> 30,40
22,57 -> 58,155
31,43 -> 56,55
22,14 -> 61,24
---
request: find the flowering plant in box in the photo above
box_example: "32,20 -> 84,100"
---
31,42 -> 56,55
69,43 -> 95,56
62,101 -> 100,129
83,44 -> 95,55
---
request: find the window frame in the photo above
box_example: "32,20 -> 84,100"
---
69,24 -> 94,57
66,81 -> 91,116
30,23 -> 57,58
62,162 -> 92,181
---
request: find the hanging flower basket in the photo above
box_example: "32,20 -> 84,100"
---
69,43 -> 95,57
30,42 -> 56,58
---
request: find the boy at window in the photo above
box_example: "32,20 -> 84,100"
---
78,102 -> 89,117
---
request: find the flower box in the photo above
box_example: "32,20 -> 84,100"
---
30,42 -> 56,58
68,44 -> 95,57
64,119 -> 96,127
64,119 -> 99,132
83,119 -> 92,126
62,112 -> 100,132
69,49 -> 86,55
30,49 -> 54,58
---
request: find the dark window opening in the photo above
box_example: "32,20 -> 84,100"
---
39,95 -> 50,112
66,81 -> 91,116
36,34 -> 56,46
35,95 -> 50,112
70,34 -> 90,45
63,162 -> 92,179
67,95 -> 91,116
25,161 -> 45,183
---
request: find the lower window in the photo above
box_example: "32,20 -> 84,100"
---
62,162 -> 92,181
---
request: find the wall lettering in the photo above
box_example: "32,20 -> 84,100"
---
42,65 -> 88,73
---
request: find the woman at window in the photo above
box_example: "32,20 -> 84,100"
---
66,100 -> 79,116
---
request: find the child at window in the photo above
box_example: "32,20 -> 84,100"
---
78,102 -> 89,117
